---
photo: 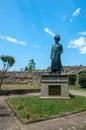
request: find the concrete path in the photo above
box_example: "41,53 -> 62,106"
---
0,91 -> 86,130
70,90 -> 86,97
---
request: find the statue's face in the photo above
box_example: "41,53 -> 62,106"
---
54,38 -> 59,42
54,35 -> 60,41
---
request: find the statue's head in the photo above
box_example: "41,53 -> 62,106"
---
54,35 -> 60,41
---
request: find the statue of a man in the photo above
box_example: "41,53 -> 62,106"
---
50,35 -> 63,74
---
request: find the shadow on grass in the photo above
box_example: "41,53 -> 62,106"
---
80,87 -> 86,90
69,93 -> 75,98
0,89 -> 40,96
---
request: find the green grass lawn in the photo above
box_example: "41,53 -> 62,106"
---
2,84 -> 40,90
7,95 -> 86,122
69,85 -> 86,91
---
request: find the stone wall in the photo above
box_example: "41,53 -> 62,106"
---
47,66 -> 86,74
1,66 -> 86,84
3,71 -> 45,84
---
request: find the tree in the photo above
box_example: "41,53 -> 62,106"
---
28,59 -> 36,70
79,72 -> 86,88
25,59 -> 36,71
0,55 -> 15,89
68,74 -> 77,85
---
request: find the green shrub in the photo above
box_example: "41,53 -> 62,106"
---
79,72 -> 86,88
68,74 -> 77,85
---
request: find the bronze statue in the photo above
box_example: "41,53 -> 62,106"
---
50,35 -> 63,74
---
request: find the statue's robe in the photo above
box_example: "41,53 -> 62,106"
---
51,43 -> 63,74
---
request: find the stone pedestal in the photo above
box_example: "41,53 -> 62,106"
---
41,74 -> 69,99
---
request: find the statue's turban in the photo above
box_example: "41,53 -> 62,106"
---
54,35 -> 60,41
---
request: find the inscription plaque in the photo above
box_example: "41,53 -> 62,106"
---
49,85 -> 61,96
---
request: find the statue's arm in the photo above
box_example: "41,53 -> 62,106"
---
50,46 -> 53,59
59,44 -> 63,55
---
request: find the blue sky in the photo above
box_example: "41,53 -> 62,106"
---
0,0 -> 86,71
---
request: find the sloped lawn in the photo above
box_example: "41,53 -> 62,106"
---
7,95 -> 86,123
69,85 -> 86,91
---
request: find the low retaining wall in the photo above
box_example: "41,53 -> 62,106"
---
1,66 -> 86,85
3,71 -> 46,84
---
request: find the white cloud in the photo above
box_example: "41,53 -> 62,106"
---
79,31 -> 86,35
63,16 -> 66,21
80,46 -> 86,54
0,35 -> 27,45
72,8 -> 81,16
44,28 -> 55,37
69,19 -> 73,22
33,44 -> 42,48
68,37 -> 86,54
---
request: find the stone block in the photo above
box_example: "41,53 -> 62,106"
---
41,74 -> 69,99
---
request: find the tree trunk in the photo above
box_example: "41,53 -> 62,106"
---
0,71 -> 6,90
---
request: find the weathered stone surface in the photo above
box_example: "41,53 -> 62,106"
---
2,71 -> 45,84
1,66 -> 86,85
41,74 -> 69,98
47,66 -> 86,74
